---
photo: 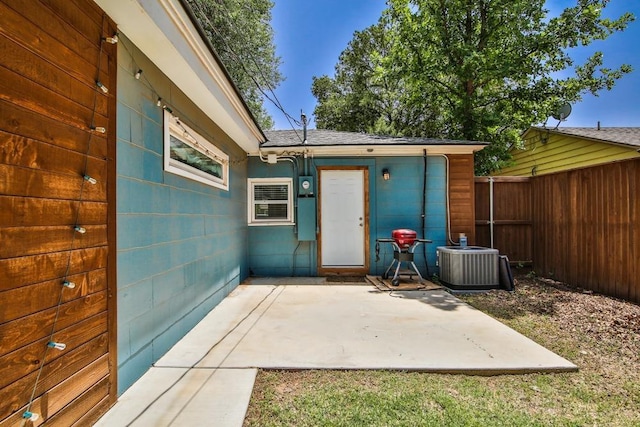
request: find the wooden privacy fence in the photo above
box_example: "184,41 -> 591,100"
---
475,177 -> 532,264
475,158 -> 640,304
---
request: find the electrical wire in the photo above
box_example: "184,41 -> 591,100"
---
118,36 -> 249,165
187,0 -> 305,142
197,0 -> 301,129
20,14 -> 110,426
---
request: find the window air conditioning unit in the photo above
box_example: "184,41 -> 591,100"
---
436,246 -> 499,290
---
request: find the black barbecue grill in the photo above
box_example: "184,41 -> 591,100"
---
376,229 -> 432,286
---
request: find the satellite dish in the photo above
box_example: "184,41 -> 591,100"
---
551,103 -> 572,121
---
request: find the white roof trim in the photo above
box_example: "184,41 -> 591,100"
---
94,0 -> 263,152
250,145 -> 484,157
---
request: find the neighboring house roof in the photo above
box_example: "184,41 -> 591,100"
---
527,126 -> 640,148
94,0 -> 265,150
260,129 -> 488,156
496,126 -> 640,176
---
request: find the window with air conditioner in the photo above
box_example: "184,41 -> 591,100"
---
248,178 -> 294,226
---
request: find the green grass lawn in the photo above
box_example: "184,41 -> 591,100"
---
244,278 -> 640,426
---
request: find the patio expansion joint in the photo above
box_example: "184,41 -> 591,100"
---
194,285 -> 286,368
102,283 -> 286,427
98,283 -> 578,426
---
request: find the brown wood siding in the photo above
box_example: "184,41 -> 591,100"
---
448,154 -> 476,244
475,177 -> 532,263
0,0 -> 117,425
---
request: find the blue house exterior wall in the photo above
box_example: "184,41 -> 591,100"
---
247,156 -> 447,277
372,156 -> 447,276
116,38 -> 249,394
247,159 -> 315,276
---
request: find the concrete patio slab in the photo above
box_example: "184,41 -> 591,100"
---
97,280 -> 576,426
242,276 -> 327,286
155,285 -> 277,368
176,285 -> 576,373
94,367 -> 256,427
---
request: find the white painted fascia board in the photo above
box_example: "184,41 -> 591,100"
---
249,145 -> 485,157
94,0 -> 264,152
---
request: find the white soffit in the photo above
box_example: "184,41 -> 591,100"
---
94,0 -> 264,152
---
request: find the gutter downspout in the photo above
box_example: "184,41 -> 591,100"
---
441,154 -> 457,245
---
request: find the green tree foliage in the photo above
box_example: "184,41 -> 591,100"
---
186,0 -> 282,129
312,19 -> 443,137
312,0 -> 634,174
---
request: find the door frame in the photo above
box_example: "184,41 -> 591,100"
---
317,166 -> 370,275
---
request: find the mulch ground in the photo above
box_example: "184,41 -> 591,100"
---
245,271 -> 640,426
458,272 -> 640,372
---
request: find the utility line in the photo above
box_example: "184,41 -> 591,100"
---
196,0 -> 300,126
119,36 -> 248,165
188,0 -> 305,141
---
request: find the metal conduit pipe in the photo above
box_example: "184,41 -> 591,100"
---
258,151 -> 301,272
258,150 -> 299,225
489,176 -> 494,248
422,149 -> 429,276
258,153 -> 299,195
258,151 -> 297,168
437,154 -> 459,245
257,151 -> 299,187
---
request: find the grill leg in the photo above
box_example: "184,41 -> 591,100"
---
391,260 -> 402,286
393,260 -> 402,282
381,247 -> 425,286
409,261 -> 424,282
382,259 -> 396,280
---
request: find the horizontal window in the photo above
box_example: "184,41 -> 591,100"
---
163,110 -> 229,190
248,178 -> 294,225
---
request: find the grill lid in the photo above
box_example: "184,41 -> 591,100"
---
392,229 -> 417,247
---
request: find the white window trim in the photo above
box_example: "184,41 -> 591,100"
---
248,177 -> 294,226
163,109 -> 229,190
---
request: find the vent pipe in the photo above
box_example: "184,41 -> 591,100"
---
301,112 -> 308,144
597,121 -> 601,130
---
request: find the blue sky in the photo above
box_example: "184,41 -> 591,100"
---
265,0 -> 640,131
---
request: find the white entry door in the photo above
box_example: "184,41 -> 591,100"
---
320,169 -> 366,268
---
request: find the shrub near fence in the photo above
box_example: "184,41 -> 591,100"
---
475,158 -> 640,304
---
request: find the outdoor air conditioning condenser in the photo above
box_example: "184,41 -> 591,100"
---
436,246 -> 499,290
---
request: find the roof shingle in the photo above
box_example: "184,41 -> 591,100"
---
263,129 -> 488,147
531,127 -> 640,148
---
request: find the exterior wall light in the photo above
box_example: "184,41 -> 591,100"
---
382,168 -> 390,181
